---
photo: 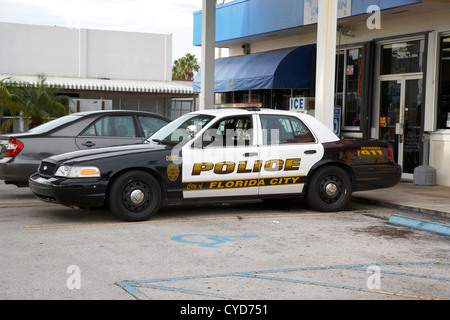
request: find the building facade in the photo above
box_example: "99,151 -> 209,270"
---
0,22 -> 196,126
193,0 -> 450,186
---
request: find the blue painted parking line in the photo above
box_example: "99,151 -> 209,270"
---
389,214 -> 450,236
170,234 -> 259,248
116,261 -> 449,300
351,266 -> 450,281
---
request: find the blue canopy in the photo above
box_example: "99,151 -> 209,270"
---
193,44 -> 316,93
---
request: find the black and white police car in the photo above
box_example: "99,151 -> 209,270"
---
29,107 -> 401,221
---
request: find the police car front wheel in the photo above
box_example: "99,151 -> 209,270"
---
108,170 -> 162,222
306,165 -> 352,212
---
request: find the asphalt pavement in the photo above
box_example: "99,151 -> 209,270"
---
1,179 -> 449,302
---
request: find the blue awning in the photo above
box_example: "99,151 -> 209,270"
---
193,44 -> 316,93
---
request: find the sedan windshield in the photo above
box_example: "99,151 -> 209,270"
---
149,113 -> 214,146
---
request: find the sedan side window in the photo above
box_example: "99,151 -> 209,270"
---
260,115 -> 315,145
198,116 -> 253,148
138,116 -> 169,139
81,116 -> 137,137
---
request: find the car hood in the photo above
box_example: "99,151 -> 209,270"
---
45,143 -> 169,165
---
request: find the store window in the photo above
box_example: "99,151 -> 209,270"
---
437,36 -> 450,129
219,89 -> 311,110
380,40 -> 425,75
335,47 -> 363,127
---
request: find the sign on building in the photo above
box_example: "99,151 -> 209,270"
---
304,0 -> 352,25
290,97 -> 306,112
334,107 -> 341,136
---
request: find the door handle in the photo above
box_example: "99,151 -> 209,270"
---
243,152 -> 258,157
304,150 -> 317,155
82,141 -> 96,147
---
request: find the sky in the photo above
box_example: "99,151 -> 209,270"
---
0,0 -> 203,62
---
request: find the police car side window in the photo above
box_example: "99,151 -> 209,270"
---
260,115 -> 315,145
200,116 -> 253,148
289,116 -> 315,143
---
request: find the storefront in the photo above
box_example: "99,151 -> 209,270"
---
431,32 -> 450,186
375,37 -> 425,179
193,0 -> 450,186
437,35 -> 450,131
193,45 -> 316,110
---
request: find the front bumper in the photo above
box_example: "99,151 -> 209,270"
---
29,173 -> 108,208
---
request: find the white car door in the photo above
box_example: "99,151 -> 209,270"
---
256,113 -> 324,195
182,114 -> 260,199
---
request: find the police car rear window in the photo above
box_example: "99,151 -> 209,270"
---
260,115 -> 315,145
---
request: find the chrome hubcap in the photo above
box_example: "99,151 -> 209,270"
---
325,182 -> 338,197
130,189 -> 145,205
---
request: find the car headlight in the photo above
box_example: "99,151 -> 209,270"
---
54,166 -> 101,178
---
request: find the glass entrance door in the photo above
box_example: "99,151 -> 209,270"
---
379,80 -> 401,163
379,77 -> 423,178
403,79 -> 423,175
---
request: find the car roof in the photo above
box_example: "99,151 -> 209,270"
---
191,107 -> 339,143
74,110 -> 166,117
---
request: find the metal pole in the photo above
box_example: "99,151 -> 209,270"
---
315,0 -> 338,130
199,0 -> 216,110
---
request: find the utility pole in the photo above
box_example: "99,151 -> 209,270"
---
199,0 -> 216,110
315,0 -> 338,130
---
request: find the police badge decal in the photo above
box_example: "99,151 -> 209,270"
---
167,163 -> 180,182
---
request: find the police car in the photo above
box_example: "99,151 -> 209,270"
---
29,107 -> 401,221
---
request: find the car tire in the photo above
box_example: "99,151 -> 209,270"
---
306,165 -> 352,212
108,170 -> 162,222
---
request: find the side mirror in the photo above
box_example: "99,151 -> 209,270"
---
186,125 -> 197,139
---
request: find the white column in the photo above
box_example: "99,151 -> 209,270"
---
199,0 -> 216,110
315,0 -> 338,130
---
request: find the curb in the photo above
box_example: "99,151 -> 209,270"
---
389,214 -> 450,237
351,196 -> 450,218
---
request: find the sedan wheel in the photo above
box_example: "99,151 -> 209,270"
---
108,171 -> 162,221
306,165 -> 352,212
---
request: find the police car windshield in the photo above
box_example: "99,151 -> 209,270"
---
149,113 -> 214,146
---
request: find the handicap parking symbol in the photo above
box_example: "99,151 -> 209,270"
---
171,234 -> 259,248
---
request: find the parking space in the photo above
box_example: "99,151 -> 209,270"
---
0,181 -> 449,301
117,261 -> 449,300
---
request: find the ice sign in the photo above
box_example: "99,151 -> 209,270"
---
290,97 -> 305,111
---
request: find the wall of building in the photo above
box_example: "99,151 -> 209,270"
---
220,3 -> 450,186
228,5 -> 450,55
0,22 -> 172,81
430,133 -> 450,186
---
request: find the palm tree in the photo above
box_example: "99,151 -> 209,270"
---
1,74 -> 70,132
172,53 -> 200,80
0,78 -> 21,133
183,53 -> 200,80
172,58 -> 185,80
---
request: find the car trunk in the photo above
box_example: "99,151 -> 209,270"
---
0,135 -> 10,159
0,132 -> 38,159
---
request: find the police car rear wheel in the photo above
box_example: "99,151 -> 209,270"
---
108,170 -> 162,222
306,165 -> 352,212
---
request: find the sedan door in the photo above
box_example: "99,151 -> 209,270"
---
257,114 -> 324,196
182,114 -> 260,199
75,115 -> 143,149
